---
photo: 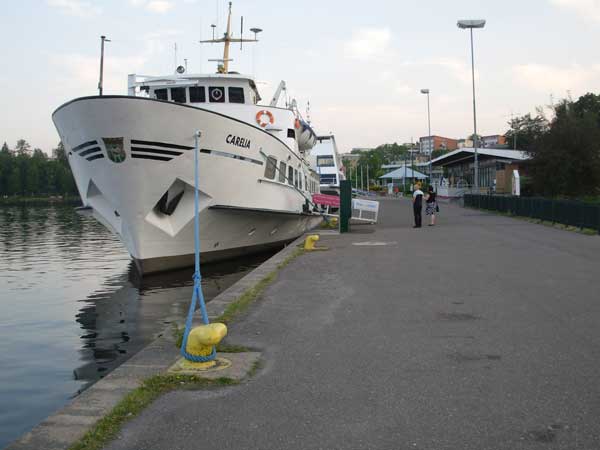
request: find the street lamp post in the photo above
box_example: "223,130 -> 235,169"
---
420,88 -> 432,186
98,35 -> 111,96
403,152 -> 407,193
457,19 -> 485,191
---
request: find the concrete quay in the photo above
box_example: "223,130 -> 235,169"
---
100,198 -> 600,450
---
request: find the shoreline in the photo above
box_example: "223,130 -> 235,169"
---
0,196 -> 82,206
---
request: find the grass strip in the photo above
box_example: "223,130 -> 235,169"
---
216,247 -> 305,324
68,374 -> 236,450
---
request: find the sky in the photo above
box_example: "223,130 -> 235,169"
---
2,0 -> 600,154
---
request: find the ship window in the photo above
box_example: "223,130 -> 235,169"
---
294,169 -> 299,188
209,86 -> 225,103
228,87 -> 245,104
305,175 -> 308,191
189,86 -> 205,103
264,156 -> 277,180
317,155 -> 335,167
288,166 -> 294,185
287,128 -> 295,138
279,161 -> 286,183
299,173 -> 303,190
155,88 -> 168,100
171,87 -> 187,103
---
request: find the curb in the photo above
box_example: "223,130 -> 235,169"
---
6,235 -> 310,450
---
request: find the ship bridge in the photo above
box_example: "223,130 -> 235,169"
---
127,73 -> 262,106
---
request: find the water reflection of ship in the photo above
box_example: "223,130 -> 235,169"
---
72,252 -> 273,388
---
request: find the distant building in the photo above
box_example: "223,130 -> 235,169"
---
481,135 -> 507,148
457,135 -> 507,149
419,135 -> 459,153
457,138 -> 473,149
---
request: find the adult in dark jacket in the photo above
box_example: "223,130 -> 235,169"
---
412,185 -> 424,228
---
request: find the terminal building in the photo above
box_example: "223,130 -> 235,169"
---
431,148 -> 529,199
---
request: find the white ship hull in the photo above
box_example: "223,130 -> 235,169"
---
53,96 -> 321,274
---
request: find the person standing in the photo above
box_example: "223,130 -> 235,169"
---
425,185 -> 437,226
412,184 -> 424,228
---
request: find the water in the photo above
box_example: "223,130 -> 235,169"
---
0,205 -> 274,448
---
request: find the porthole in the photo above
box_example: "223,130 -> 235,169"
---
270,228 -> 278,236
248,227 -> 256,236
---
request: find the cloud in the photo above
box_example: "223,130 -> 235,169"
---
46,0 -> 101,17
129,0 -> 174,13
430,58 -> 473,85
50,53 -> 148,96
146,1 -> 174,13
549,0 -> 600,22
512,63 -> 600,94
344,28 -> 392,60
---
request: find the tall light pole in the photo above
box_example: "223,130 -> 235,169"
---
403,152 -> 407,193
361,165 -> 364,191
420,88 -> 432,186
98,35 -> 111,96
457,19 -> 485,191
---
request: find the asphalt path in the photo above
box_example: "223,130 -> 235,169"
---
105,198 -> 600,450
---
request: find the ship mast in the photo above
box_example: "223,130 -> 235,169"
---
222,2 -> 233,73
199,2 -> 260,74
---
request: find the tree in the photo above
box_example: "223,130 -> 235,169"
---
0,140 -> 79,196
431,149 -> 450,160
15,139 -> 32,157
505,113 -> 549,152
0,143 -> 13,194
52,141 -> 68,165
529,96 -> 600,197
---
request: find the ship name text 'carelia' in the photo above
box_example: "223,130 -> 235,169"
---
52,2 -> 322,274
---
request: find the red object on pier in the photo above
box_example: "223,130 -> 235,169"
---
312,193 -> 340,207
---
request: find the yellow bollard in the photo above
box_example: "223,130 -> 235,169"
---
182,323 -> 227,369
304,234 -> 320,250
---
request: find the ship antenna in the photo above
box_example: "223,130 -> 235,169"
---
240,16 -> 244,50
174,42 -> 178,72
199,2 -> 261,74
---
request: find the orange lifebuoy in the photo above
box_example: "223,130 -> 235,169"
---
256,110 -> 274,128
294,118 -> 301,129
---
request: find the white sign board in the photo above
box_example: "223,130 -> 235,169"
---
351,199 -> 379,223
512,170 -> 521,197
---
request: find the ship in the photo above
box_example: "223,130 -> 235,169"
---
52,2 -> 322,274
310,134 -> 345,196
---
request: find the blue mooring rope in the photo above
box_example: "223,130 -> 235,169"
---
179,131 -> 217,363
